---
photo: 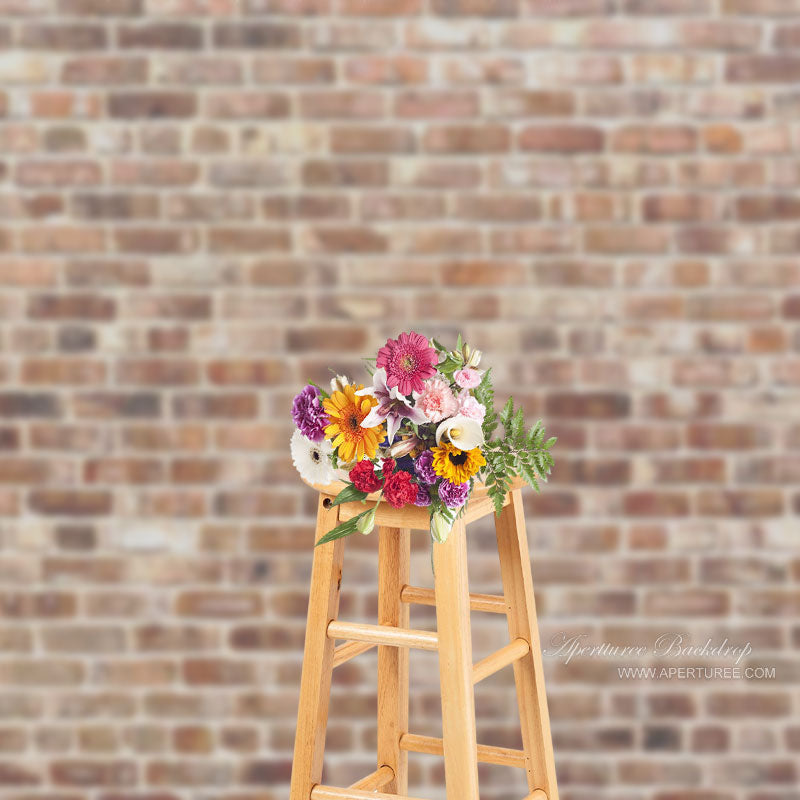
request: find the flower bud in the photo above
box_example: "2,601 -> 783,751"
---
356,507 -> 376,536
330,374 -> 349,393
389,434 -> 420,458
467,348 -> 482,368
430,512 -> 452,544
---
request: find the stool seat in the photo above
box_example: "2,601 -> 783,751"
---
289,482 -> 559,800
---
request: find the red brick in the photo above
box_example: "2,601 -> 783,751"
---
62,56 -> 149,85
29,490 -> 112,516
624,491 -> 690,517
114,228 -> 198,254
489,90 -> 575,116
206,92 -> 289,119
59,0 -> 143,11
698,490 -> 784,517
118,23 -> 203,49
22,358 -> 107,385
109,92 -> 195,120
28,293 -> 114,320
213,22 -> 300,48
172,393 -> 258,419
302,160 -> 387,188
424,124 -> 510,153
395,90 -> 478,118
727,55 -> 800,82
613,125 -> 697,154
300,91 -> 384,119
774,24 -> 800,48
15,161 -> 102,187
255,56 -> 335,84
519,125 -> 604,153
585,227 -> 670,254
344,55 -> 427,85
703,124 -> 743,154
330,126 -> 415,154
20,23 -> 106,49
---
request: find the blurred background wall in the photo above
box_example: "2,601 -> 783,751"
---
0,0 -> 799,798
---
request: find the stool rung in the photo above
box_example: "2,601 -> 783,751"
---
312,786 -> 430,800
348,765 -> 394,791
525,791 -> 548,800
327,620 -> 438,652
400,584 -> 507,614
473,637 -> 530,684
399,732 -> 526,769
332,640 -> 375,668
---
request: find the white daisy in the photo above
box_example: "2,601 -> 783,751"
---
290,429 -> 335,485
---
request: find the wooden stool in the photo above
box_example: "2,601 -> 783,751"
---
290,477 -> 559,800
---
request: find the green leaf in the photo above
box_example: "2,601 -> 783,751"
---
315,511 -> 372,546
330,484 -> 369,507
500,397 -> 514,429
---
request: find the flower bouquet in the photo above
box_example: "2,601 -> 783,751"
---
290,332 -> 555,546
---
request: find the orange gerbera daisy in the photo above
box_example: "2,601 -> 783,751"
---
323,383 -> 383,463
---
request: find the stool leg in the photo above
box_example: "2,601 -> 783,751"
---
377,526 -> 410,794
433,518 -> 480,800
290,495 -> 345,800
495,490 -> 559,800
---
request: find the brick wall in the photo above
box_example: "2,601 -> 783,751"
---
1,0 -> 799,798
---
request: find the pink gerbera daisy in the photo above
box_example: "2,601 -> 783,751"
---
376,331 -> 438,396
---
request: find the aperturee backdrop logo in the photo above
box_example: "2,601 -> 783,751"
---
544,632 -> 776,681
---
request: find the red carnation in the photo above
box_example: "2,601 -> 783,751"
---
383,470 -> 417,509
381,458 -> 396,478
349,459 -> 383,493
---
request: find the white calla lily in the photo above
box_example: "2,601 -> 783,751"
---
434,415 -> 484,451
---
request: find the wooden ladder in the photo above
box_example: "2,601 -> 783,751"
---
289,484 -> 559,800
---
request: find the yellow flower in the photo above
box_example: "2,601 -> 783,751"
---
431,442 -> 485,484
323,383 -> 383,463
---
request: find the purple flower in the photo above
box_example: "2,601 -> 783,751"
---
356,367 -> 427,444
414,484 -> 432,507
414,450 -> 437,485
291,384 -> 329,443
438,479 -> 469,509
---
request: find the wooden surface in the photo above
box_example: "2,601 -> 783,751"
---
377,526 -> 410,794
327,620 -> 438,651
399,732 -> 526,769
472,637 -> 530,685
348,765 -> 394,791
432,517 -> 480,800
332,639 -> 375,668
495,489 -> 559,800
289,495 -> 345,800
312,786 -> 429,800
400,584 -> 506,614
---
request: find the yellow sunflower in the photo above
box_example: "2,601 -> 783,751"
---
323,383 -> 383,463
431,442 -> 486,484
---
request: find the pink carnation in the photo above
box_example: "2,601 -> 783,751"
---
416,377 -> 458,423
457,393 -> 486,424
454,368 -> 482,389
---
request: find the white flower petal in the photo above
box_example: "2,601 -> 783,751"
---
435,415 -> 484,450
290,429 -> 335,485
360,406 -> 385,429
